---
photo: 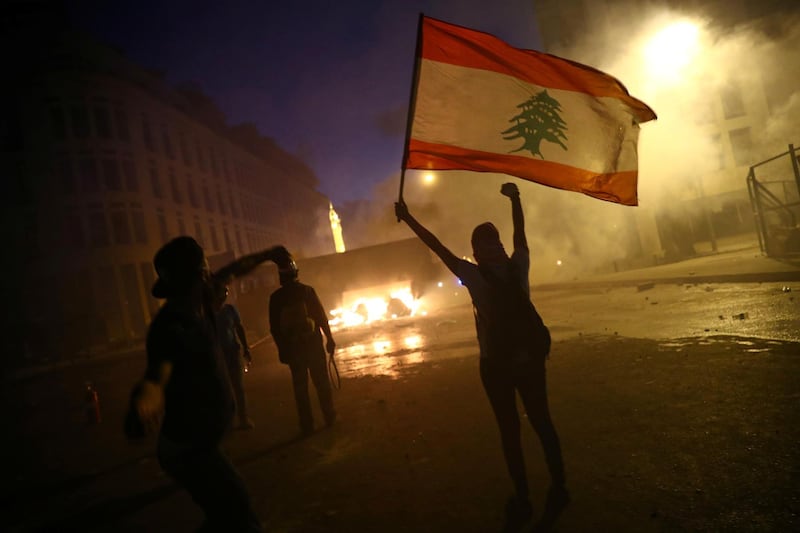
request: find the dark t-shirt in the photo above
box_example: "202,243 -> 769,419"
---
146,302 -> 234,445
269,281 -> 327,364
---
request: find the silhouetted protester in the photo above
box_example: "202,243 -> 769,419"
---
128,236 -> 286,532
269,251 -> 337,436
212,283 -> 254,430
395,183 -> 568,531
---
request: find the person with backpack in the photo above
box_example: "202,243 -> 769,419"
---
395,183 -> 568,531
269,252 -> 337,436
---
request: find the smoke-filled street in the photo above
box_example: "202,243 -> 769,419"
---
4,280 -> 798,532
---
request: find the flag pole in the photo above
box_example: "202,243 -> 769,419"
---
398,12 -> 425,204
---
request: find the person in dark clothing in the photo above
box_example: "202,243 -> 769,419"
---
269,253 -> 337,436
212,284 -> 254,430
130,236 -> 285,532
395,183 -> 568,531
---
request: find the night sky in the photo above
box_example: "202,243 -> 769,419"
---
64,0 -> 542,205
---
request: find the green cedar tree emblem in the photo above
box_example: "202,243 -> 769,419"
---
501,89 -> 568,159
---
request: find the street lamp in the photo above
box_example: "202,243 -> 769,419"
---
643,21 -> 699,84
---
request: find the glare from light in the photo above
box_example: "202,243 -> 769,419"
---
373,340 -> 392,353
437,281 -> 443,288
423,173 -> 436,185
404,335 -> 422,349
643,21 -> 700,82
556,259 -> 562,266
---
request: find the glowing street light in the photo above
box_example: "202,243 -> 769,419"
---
423,172 -> 436,185
643,21 -> 700,83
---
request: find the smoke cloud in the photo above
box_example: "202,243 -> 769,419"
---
338,4 -> 799,284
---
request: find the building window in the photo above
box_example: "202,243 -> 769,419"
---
102,158 -> 121,191
209,146 -> 219,176
710,134 -> 725,170
114,105 -> 130,141
179,132 -> 192,165
149,163 -> 163,198
78,156 -> 99,192
228,191 -> 238,218
223,224 -> 232,251
111,206 -> 132,244
142,114 -> 156,152
156,208 -> 169,243
235,226 -> 243,253
49,106 -> 67,140
161,124 -> 175,159
70,104 -> 91,139
169,167 -> 182,204
221,156 -> 230,181
187,175 -> 200,208
729,127 -> 753,167
131,204 -> 147,244
203,182 -> 215,212
209,222 -> 220,251
194,217 -> 205,247
88,208 -> 110,247
121,158 -> 138,192
216,186 -> 227,215
196,141 -> 207,171
720,81 -> 745,119
93,105 -> 112,139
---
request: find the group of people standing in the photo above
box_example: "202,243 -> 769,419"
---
128,182 -> 567,532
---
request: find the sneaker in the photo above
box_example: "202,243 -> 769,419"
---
532,485 -> 570,532
545,485 -> 570,515
502,496 -> 533,532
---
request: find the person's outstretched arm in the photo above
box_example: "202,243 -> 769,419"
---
214,245 -> 290,284
501,183 -> 528,254
395,201 -> 461,275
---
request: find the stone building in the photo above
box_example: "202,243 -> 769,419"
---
1,6 -> 334,365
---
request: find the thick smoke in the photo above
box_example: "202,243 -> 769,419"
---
338,4 -> 799,283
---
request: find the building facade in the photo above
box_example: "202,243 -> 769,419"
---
1,12 -> 334,366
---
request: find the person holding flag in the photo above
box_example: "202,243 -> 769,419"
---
394,17 -> 654,526
395,183 -> 567,531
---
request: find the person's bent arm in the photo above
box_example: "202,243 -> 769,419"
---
214,245 -> 289,284
501,183 -> 528,254
395,201 -> 461,275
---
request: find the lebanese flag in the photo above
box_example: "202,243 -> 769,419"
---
404,16 -> 657,206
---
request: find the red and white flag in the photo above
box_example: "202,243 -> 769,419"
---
404,16 -> 656,206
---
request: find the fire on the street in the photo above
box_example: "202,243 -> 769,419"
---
328,284 -> 426,330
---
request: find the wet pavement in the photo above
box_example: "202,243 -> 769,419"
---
330,280 -> 799,379
3,276 -> 799,531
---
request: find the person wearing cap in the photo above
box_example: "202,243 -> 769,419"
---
130,236 -> 285,532
268,253 -> 337,436
395,183 -> 568,531
211,283 -> 254,430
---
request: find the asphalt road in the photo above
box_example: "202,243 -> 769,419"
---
3,280 -> 798,531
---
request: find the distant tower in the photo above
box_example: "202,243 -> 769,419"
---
329,202 -> 346,253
